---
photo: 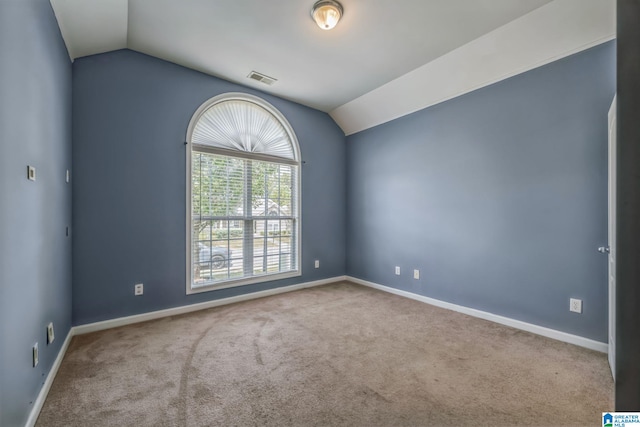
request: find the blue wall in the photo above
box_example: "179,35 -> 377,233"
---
0,1 -> 72,425
0,8 -> 615,421
72,50 -> 346,325
347,42 -> 616,342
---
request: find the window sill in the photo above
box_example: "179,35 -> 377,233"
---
186,270 -> 301,295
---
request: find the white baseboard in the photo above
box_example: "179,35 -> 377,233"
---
347,276 -> 608,353
74,276 -> 347,335
25,329 -> 74,427
24,275 -> 346,427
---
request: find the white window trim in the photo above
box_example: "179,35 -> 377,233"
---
185,93 -> 302,295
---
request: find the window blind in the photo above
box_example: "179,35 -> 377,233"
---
192,99 -> 295,160
191,150 -> 298,287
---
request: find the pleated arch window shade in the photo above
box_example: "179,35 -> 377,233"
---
187,94 -> 301,294
191,99 -> 297,160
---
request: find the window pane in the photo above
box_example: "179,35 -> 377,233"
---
277,165 -> 293,213
280,220 -> 293,238
252,161 -> 269,217
266,238 -> 281,256
254,236 -> 266,258
267,164 -> 281,206
280,253 -> 294,271
192,220 -> 244,287
192,153 -> 245,219
267,255 -> 280,273
253,256 -> 266,275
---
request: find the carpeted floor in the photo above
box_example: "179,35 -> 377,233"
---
36,282 -> 613,426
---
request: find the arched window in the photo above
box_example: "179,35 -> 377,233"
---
186,93 -> 301,293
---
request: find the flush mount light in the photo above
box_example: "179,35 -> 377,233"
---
311,0 -> 343,30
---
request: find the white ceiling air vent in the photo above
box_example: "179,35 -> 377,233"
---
247,71 -> 277,86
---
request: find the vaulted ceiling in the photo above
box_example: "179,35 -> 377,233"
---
50,0 -> 615,134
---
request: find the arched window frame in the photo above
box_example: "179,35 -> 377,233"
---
185,93 -> 302,294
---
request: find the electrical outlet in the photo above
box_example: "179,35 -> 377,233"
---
134,283 -> 144,296
27,165 -> 36,181
395,266 -> 400,275
314,260 -> 320,268
570,298 -> 582,313
47,322 -> 55,345
413,269 -> 420,280
33,343 -> 39,367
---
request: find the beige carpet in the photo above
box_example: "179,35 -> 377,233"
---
37,282 -> 612,426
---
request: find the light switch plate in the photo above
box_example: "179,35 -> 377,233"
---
33,343 -> 39,367
47,322 -> 55,344
28,166 -> 36,181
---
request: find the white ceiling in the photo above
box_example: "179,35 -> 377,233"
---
50,0 -> 615,134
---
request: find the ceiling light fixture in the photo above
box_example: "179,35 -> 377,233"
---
311,0 -> 343,31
